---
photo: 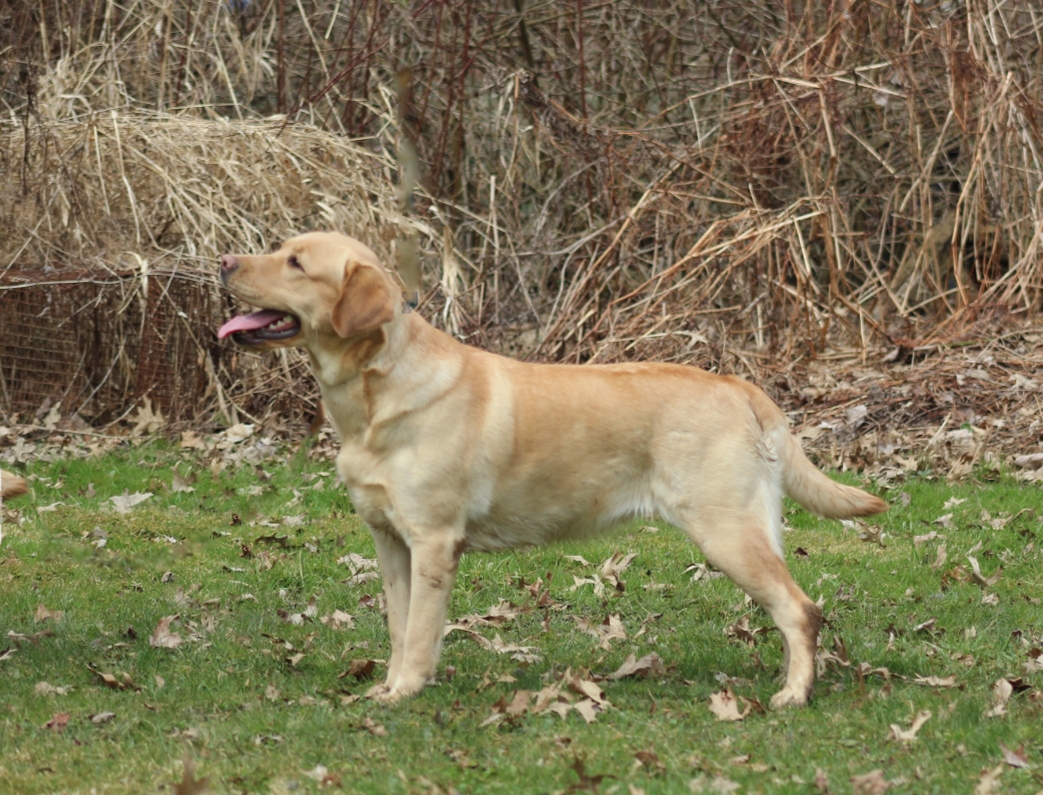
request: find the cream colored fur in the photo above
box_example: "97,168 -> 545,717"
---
219,232 -> 888,708
1,469 -> 28,500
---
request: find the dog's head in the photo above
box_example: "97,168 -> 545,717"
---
218,232 -> 396,352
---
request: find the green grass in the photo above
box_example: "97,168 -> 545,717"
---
1,442 -> 1042,794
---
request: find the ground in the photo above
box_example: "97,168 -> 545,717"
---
0,433 -> 1041,795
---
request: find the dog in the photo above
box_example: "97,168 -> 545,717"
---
1,469 -> 28,501
218,231 -> 887,707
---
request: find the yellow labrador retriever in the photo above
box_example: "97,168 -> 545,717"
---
1,469 -> 28,500
218,232 -> 887,707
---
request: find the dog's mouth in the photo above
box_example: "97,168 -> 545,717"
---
218,309 -> 302,345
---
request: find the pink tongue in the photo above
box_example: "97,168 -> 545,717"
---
218,310 -> 287,339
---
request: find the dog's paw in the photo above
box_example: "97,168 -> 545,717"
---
369,675 -> 431,704
365,683 -> 392,699
371,688 -> 407,705
770,685 -> 811,709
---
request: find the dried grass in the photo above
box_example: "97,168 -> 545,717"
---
0,112 -> 401,269
1,0 -> 1042,437
0,112 -> 409,425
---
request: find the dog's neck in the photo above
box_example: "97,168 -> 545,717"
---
311,309 -> 466,443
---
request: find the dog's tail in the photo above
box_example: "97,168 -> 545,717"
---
1,469 -> 28,500
781,432 -> 887,518
742,381 -> 887,519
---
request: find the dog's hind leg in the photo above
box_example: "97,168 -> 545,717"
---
367,527 -> 412,698
684,512 -> 821,708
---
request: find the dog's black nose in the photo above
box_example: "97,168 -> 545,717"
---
220,254 -> 238,285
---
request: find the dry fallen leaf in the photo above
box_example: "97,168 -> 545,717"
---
600,551 -> 638,592
608,652 -> 665,680
565,670 -> 609,706
688,774 -> 741,793
708,688 -> 748,722
362,716 -> 387,736
488,633 -> 541,663
149,615 -> 183,649
277,609 -> 308,626
725,616 -> 771,647
888,709 -> 931,742
930,543 -> 948,570
686,563 -> 725,582
913,531 -> 941,546
856,521 -> 887,547
999,743 -> 1030,769
850,769 -> 892,795
446,599 -> 530,632
967,556 -> 1002,588
180,431 -> 208,450
984,676 -> 1017,717
319,609 -> 355,630
985,678 -> 1014,718
92,669 -> 124,690
171,468 -> 196,493
574,614 -> 627,650
531,682 -> 569,715
480,697 -> 508,727
174,753 -> 209,795
569,757 -> 609,791
813,768 -> 829,793
110,491 -> 153,514
130,397 -> 165,437
914,675 -> 958,688
572,698 -> 603,724
974,765 -> 1004,795
633,749 -> 665,775
44,713 -> 70,732
1025,649 -> 1043,675
447,628 -> 542,663
338,659 -> 376,681
34,604 -> 64,623
303,765 -> 330,783
1012,443 -> 1043,464
34,681 -> 71,696
569,573 -> 606,597
506,689 -> 531,717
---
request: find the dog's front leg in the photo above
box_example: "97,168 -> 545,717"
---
367,528 -> 412,698
374,532 -> 462,703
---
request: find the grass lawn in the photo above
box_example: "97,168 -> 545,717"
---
1,437 -> 1041,794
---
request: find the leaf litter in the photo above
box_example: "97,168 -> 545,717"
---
149,615 -> 183,649
4,361 -> 1043,792
888,709 -> 931,742
483,668 -> 610,726
707,688 -> 764,722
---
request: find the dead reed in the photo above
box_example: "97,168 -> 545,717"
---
1,0 -> 1041,427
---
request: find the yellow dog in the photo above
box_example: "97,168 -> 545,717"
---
1,469 -> 28,500
219,232 -> 886,707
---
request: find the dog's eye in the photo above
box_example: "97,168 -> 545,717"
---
288,255 -> 304,270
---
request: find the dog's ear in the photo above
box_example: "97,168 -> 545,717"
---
331,262 -> 395,338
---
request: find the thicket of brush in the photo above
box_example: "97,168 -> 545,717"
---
2,0 -> 1041,377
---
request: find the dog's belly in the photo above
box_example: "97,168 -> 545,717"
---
460,469 -> 662,553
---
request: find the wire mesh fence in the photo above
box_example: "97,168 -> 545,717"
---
2,268 -> 199,425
